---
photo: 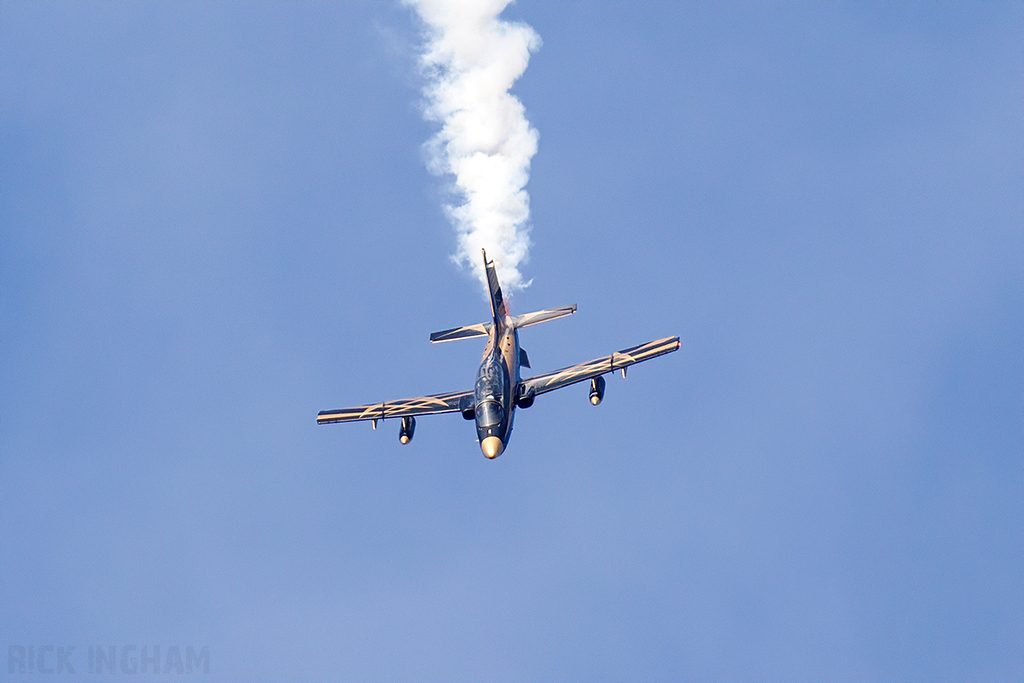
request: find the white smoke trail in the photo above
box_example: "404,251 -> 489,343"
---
406,0 -> 540,295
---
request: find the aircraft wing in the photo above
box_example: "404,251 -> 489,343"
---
317,389 -> 472,425
521,336 -> 680,397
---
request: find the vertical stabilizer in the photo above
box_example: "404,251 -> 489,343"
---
482,249 -> 506,323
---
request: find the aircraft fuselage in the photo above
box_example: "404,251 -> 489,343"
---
474,307 -> 520,458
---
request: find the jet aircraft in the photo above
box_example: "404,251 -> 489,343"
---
317,250 -> 680,458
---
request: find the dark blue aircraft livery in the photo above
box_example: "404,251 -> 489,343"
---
317,250 -> 680,458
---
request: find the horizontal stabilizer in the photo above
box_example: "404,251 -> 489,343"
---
429,322 -> 491,343
511,305 -> 576,330
430,305 -> 576,344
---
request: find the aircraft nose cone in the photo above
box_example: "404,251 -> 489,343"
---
480,436 -> 504,459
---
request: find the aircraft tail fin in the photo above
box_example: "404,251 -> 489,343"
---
483,249 -> 505,322
429,252 -> 575,343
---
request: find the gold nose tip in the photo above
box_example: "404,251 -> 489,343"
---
480,436 -> 504,459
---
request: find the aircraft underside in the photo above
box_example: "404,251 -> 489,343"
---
317,250 -> 679,458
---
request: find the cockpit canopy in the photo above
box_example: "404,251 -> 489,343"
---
476,400 -> 504,427
475,356 -> 506,404
474,356 -> 508,428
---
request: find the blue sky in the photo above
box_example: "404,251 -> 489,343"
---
2,2 -> 1021,681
